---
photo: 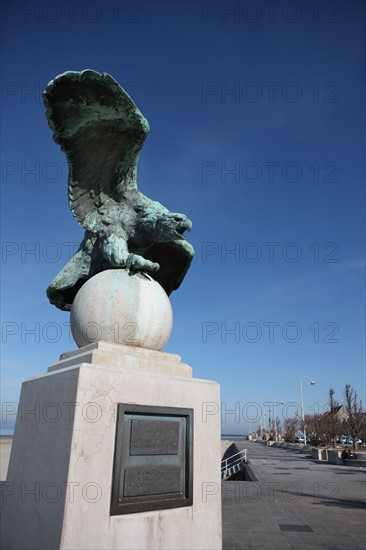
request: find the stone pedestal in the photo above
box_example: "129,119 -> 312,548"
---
1,342 -> 222,550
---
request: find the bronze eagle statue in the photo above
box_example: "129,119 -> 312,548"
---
43,70 -> 194,311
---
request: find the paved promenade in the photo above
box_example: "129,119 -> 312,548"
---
222,441 -> 366,550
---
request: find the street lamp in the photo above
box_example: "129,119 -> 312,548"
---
261,410 -> 267,439
299,376 -> 315,445
267,402 -> 284,440
272,402 -> 284,441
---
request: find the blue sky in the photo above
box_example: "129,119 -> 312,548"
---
1,0 -> 365,435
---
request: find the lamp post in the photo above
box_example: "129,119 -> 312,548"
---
261,410 -> 266,439
267,402 -> 281,440
299,376 -> 315,445
272,402 -> 284,441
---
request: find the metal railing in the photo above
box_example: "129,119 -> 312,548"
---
221,448 -> 247,478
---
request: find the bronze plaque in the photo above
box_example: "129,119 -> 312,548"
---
130,420 -> 179,455
123,466 -> 182,496
110,404 -> 193,515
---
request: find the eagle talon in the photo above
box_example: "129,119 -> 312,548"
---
127,254 -> 160,274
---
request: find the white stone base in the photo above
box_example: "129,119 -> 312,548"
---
1,343 -> 222,550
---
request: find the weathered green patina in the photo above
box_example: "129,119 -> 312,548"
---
44,70 -> 194,311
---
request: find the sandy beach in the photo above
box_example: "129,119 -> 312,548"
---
0,436 -> 13,481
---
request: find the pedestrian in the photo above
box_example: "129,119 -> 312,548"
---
342,447 -> 351,460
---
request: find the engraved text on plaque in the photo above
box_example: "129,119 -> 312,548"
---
111,404 -> 193,515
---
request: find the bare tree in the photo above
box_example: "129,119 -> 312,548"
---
328,388 -> 343,447
343,384 -> 365,450
275,417 -> 281,441
283,417 -> 298,443
305,413 -> 328,446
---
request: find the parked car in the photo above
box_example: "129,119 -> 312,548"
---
339,436 -> 362,445
295,434 -> 312,443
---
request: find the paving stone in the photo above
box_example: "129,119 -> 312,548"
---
222,441 -> 366,550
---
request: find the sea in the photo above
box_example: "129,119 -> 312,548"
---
221,434 -> 246,440
0,429 -> 14,436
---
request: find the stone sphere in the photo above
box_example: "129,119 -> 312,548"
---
70,269 -> 173,351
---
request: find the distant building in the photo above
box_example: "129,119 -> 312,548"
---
321,405 -> 348,423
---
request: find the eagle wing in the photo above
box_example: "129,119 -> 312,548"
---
43,69 -> 149,233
